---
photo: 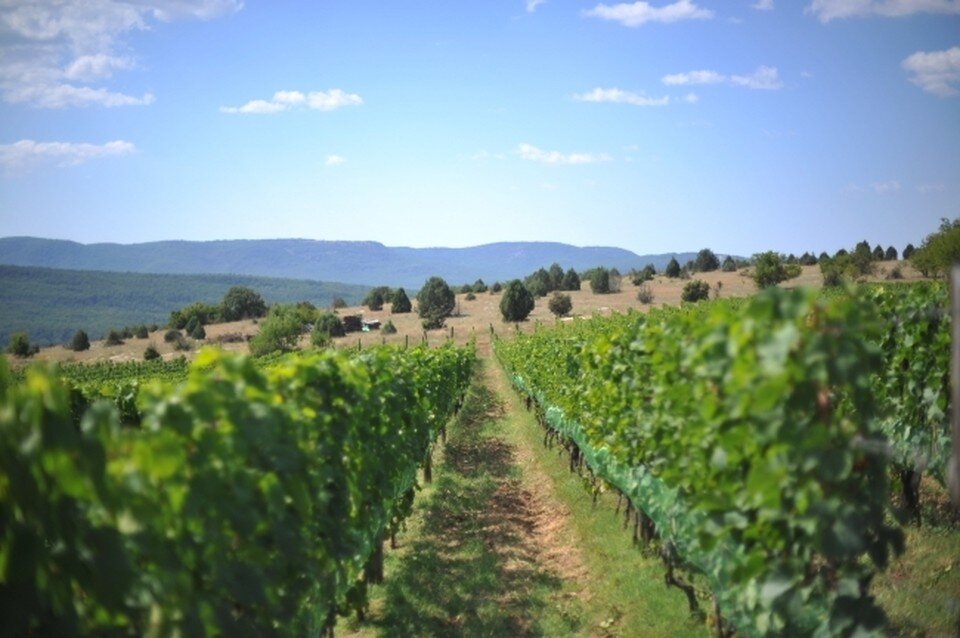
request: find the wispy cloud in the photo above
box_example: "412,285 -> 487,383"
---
221,89 -> 364,114
572,87 -> 671,106
662,66 -> 783,90
526,0 -> 547,12
325,155 -> 346,167
902,46 -> 960,97
0,1 -> 241,108
846,180 -> 903,194
752,0 -> 774,9
917,183 -> 946,193
583,0 -> 713,27
807,0 -> 960,22
518,143 -> 611,165
0,139 -> 136,168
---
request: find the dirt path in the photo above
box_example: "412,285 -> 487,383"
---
344,360 -> 591,637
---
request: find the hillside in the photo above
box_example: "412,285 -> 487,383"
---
0,265 -> 368,346
0,237 -> 699,289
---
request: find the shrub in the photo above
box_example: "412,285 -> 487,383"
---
753,251 -> 801,289
184,316 -> 201,337
70,330 -> 90,352
331,296 -> 347,310
6,332 -> 31,357
681,280 -> 711,303
589,268 -> 611,294
636,284 -> 654,304
363,289 -> 385,311
664,257 -> 681,278
105,330 -> 124,346
249,306 -> 304,356
910,217 -> 960,278
721,256 -> 737,272
173,336 -> 192,351
381,320 -> 397,335
465,292 -> 476,301
561,268 -> 581,291
417,277 -> 455,328
391,288 -> 412,314
694,248 -> 720,272
164,329 -> 182,343
315,312 -> 345,338
524,268 -> 551,297
887,265 -> 903,280
189,323 -> 206,340
221,286 -> 267,322
548,292 -> 572,317
490,282 -> 503,293
473,279 -> 488,293
820,257 -> 845,287
143,345 -> 161,361
500,280 -> 535,322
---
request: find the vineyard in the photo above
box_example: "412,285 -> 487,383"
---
0,281 -> 956,637
0,343 -> 474,636
495,283 -> 953,636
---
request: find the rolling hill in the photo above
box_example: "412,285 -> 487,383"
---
0,237 -> 699,289
0,265 -> 369,346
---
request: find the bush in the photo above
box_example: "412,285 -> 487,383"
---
173,336 -> 192,351
331,296 -> 347,310
500,280 -> 535,322
524,268 -> 551,297
143,345 -> 161,361
381,320 -> 397,335
391,288 -> 412,314
6,332 -> 31,357
164,329 -> 182,343
721,256 -> 737,272
70,330 -> 90,352
465,292 -> 476,301
363,288 -> 385,311
221,286 -> 267,322
490,282 -> 503,293
315,312 -> 345,338
547,292 -> 572,317
752,251 -> 801,289
189,323 -> 206,340
636,284 -> 654,304
910,217 -> 960,278
105,330 -> 124,346
820,257 -> 846,287
589,268 -> 611,294
887,265 -> 903,280
134,325 -> 149,339
681,280 -> 711,303
249,306 -> 303,356
417,277 -> 455,328
664,257 -> 681,278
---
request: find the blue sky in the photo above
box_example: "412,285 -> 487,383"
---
0,1 -> 957,257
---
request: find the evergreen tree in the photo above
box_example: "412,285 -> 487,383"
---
70,329 -> 90,352
665,257 -> 681,278
500,280 -> 535,322
391,288 -> 412,313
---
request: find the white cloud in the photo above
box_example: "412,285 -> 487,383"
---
583,0 -> 713,27
730,66 -> 783,89
902,46 -> 960,97
517,143 -> 611,165
752,0 -> 774,9
572,87 -> 671,106
871,180 -> 901,193
0,1 -> 241,108
917,182 -> 946,193
325,154 -> 346,167
662,66 -> 783,90
0,139 -> 135,168
527,0 -> 547,12
662,70 -> 726,85
807,0 -> 960,21
221,89 -> 363,114
683,92 -> 700,103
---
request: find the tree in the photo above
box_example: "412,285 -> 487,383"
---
363,288 -> 385,311
872,245 -> 885,261
473,279 -> 488,293
417,277 -> 455,329
143,345 -> 161,361
500,280 -> 535,322
694,248 -> 720,272
524,268 -> 552,297
800,252 -> 819,266
681,280 -> 711,302
189,322 -> 206,340
665,257 -> 681,278
381,320 -> 397,335
884,245 -> 898,261
548,292 -> 572,317
721,256 -> 737,272
548,263 -> 565,291
169,302 -> 220,329
753,251 -> 802,289
105,329 -> 124,346
391,288 -> 412,313
250,305 -> 304,356
902,244 -> 915,259
561,268 -> 581,291
491,281 -> 503,293
184,316 -> 201,338
221,286 -> 267,322
7,332 -> 31,357
311,312 -> 345,347
589,268 -> 611,294
331,296 -> 347,310
70,329 -> 90,352
164,329 -> 182,343
910,217 -> 960,278
134,325 -> 149,339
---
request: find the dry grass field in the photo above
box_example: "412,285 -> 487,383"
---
19,260 -> 923,366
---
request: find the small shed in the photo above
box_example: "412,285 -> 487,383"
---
361,319 -> 381,332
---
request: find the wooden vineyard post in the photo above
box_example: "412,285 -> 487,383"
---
950,265 -> 960,511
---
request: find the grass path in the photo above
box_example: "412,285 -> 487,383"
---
344,360 -> 708,637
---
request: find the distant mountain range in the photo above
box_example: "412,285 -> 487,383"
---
0,237 -> 700,289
